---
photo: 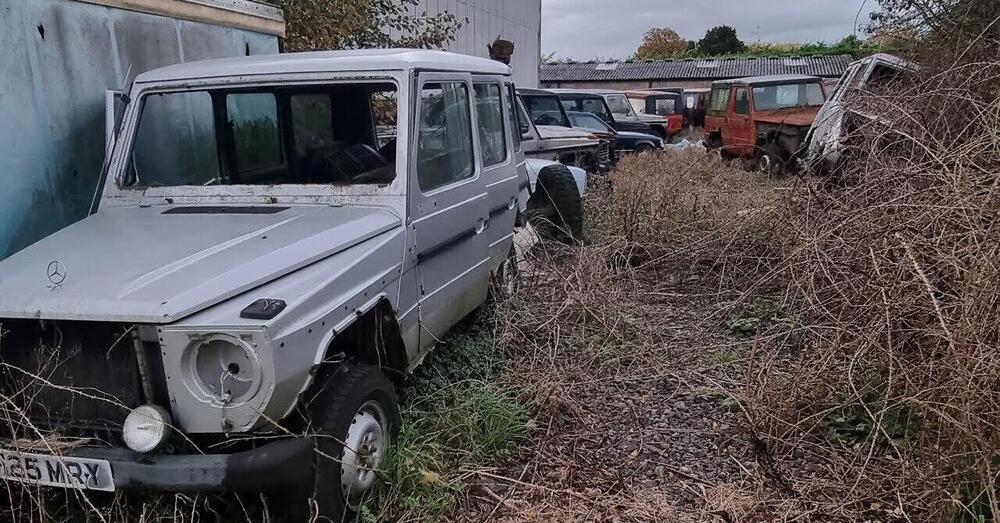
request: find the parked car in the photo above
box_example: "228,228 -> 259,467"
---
548,88 -> 666,139
0,49 -> 528,521
564,111 -> 619,161
567,111 -> 663,153
516,88 -> 612,174
704,74 -> 827,173
805,53 -> 917,174
625,90 -> 685,138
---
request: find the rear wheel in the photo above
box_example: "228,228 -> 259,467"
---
527,164 -> 584,242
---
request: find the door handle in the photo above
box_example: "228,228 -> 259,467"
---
475,218 -> 487,235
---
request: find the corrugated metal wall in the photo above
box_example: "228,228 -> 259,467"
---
408,0 -> 541,87
0,0 -> 278,260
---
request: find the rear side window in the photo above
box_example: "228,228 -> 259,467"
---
417,82 -> 475,191
709,87 -> 729,112
734,88 -> 749,115
474,83 -> 507,167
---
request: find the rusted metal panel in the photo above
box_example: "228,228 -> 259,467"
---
0,0 -> 280,260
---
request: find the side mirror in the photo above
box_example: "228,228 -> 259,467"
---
520,123 -> 530,135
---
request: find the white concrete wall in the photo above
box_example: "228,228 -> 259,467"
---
409,0 -> 541,87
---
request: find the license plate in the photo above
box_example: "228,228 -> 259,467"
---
0,450 -> 115,492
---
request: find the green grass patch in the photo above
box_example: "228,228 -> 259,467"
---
369,308 -> 528,521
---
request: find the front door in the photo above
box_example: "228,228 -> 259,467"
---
728,87 -> 755,156
410,74 -> 491,351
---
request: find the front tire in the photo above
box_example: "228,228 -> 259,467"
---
301,363 -> 400,521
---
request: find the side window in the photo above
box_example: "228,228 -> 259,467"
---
417,82 -> 475,191
474,83 -> 508,167
505,84 -> 521,151
734,88 -> 750,115
629,98 -> 645,115
226,93 -> 283,176
709,87 -> 730,112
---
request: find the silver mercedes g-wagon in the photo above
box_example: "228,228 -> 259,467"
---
0,49 -> 525,520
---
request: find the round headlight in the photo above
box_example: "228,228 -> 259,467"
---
123,405 -> 171,453
186,336 -> 262,405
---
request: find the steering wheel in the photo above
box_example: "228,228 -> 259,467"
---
534,114 -> 559,126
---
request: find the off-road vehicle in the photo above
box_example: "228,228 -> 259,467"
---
704,74 -> 827,174
805,53 -> 917,174
515,87 -> 611,173
0,49 -> 525,521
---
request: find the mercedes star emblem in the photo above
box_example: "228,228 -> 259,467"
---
47,260 -> 67,287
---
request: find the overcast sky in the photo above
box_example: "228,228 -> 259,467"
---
541,0 -> 880,60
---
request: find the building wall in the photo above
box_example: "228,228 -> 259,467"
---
408,0 -> 541,87
0,0 -> 279,259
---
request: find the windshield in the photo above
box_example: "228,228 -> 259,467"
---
559,96 -> 613,122
126,82 -> 399,188
752,83 -> 825,111
568,112 -> 612,132
522,95 -> 570,127
604,94 -> 636,118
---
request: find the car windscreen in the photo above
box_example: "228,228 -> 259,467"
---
752,83 -> 825,111
559,96 -> 614,122
522,95 -> 570,127
125,82 -> 399,188
603,94 -> 637,118
652,96 -> 681,115
568,112 -> 611,132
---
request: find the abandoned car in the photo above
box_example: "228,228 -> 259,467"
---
549,88 -> 665,139
515,87 -> 611,174
805,53 -> 917,174
567,111 -> 664,154
704,74 -> 827,173
0,49 -> 528,520
625,90 -> 686,138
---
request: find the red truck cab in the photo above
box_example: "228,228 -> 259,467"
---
625,90 -> 685,138
704,74 -> 826,172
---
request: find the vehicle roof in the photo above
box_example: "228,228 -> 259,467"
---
712,74 -> 821,87
135,49 -> 511,84
516,87 -> 559,97
625,90 -> 682,98
546,88 -> 613,98
850,52 -> 918,71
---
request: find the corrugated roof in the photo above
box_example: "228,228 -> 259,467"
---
540,55 -> 853,83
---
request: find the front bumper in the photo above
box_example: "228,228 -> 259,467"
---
67,438 -> 313,492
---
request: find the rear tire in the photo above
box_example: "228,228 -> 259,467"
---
527,164 -> 584,242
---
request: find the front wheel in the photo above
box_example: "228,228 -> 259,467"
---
297,363 -> 400,521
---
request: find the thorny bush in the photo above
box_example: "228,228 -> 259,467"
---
740,8 -> 1000,520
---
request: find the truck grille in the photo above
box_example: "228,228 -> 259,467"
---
0,320 -> 148,434
598,140 -> 611,165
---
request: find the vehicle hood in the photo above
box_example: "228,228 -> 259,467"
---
617,131 -> 661,142
754,106 -> 822,127
536,125 -> 597,140
634,114 -> 667,124
0,205 -> 401,323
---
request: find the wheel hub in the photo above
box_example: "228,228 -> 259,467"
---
340,403 -> 386,507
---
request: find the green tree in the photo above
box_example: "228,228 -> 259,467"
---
697,25 -> 746,56
275,0 -> 464,52
635,27 -> 688,59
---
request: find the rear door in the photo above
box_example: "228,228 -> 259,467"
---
473,78 -> 519,270
410,74 -> 491,350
